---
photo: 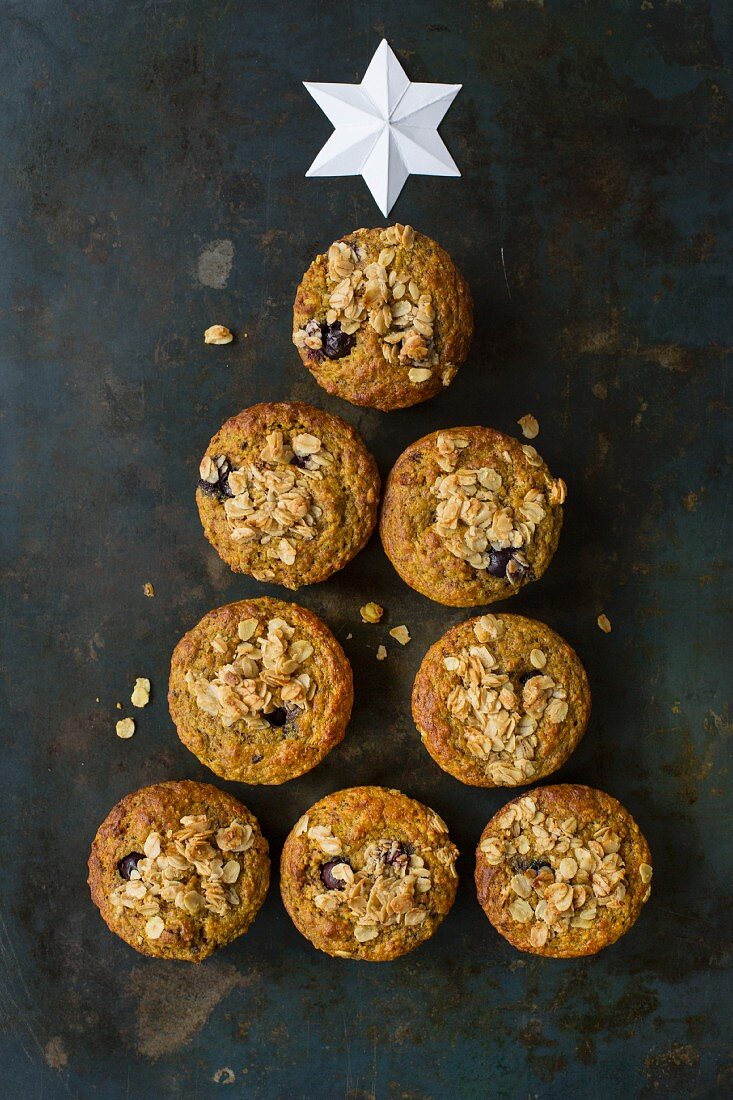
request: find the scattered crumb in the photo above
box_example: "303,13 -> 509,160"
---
360,601 -> 384,623
204,324 -> 234,345
116,717 -> 135,739
592,381 -> 608,400
597,613 -> 612,633
95,697 -> 99,703
346,632 -> 353,640
389,625 -> 411,646
143,581 -> 155,597
376,645 -> 387,661
131,677 -> 151,708
213,1068 -> 236,1085
115,702 -> 122,710
517,413 -> 539,439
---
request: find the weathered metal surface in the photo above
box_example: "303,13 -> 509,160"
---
1,1 -> 731,1096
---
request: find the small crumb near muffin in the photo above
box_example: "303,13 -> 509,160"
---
143,582 -> 155,597
389,625 -> 411,645
116,718 -> 135,739
518,414 -> 539,439
131,678 -> 151,708
597,613 -> 612,633
204,324 -> 234,345
376,645 -> 387,661
360,602 -> 384,623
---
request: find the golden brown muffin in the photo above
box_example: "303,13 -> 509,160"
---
412,613 -> 590,787
280,786 -> 458,961
380,426 -> 566,606
292,224 -> 473,411
169,597 -> 353,785
475,785 -> 653,958
88,780 -> 270,961
196,402 -> 380,588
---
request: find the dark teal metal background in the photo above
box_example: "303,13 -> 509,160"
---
1,1 -> 731,1097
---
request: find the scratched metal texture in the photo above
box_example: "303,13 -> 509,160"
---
1,0 -> 731,1097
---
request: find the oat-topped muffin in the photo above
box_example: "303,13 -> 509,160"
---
412,613 -> 590,787
292,224 -> 473,411
380,426 -> 566,606
88,781 -> 270,961
280,786 -> 458,961
475,785 -> 652,958
169,598 -> 353,784
196,402 -> 380,588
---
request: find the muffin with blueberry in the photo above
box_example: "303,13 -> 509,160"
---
169,597 -> 353,785
280,786 -> 459,961
475,785 -> 653,958
196,402 -> 380,588
412,613 -> 590,787
88,780 -> 270,961
293,224 -> 473,411
380,426 -> 566,606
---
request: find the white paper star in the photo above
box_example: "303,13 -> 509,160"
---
304,39 -> 461,216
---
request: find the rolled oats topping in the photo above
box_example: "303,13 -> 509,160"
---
185,615 -> 316,729
443,618 -> 568,784
200,430 -> 334,566
110,813 -> 254,935
480,796 -> 632,946
293,225 -> 441,386
308,826 -> 437,943
430,432 -> 551,581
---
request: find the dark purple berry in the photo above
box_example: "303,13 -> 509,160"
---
322,322 -> 356,360
511,855 -> 551,873
198,456 -> 233,501
321,858 -> 350,890
378,840 -> 412,869
291,455 -> 309,470
487,547 -> 513,577
118,852 -> 144,880
263,706 -> 288,728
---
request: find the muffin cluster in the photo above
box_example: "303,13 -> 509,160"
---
88,221 -> 652,966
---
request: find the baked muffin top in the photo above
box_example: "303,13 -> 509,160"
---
280,786 -> 458,961
88,780 -> 270,962
169,597 -> 353,785
196,402 -> 380,588
413,613 -> 590,787
293,224 -> 473,410
475,784 -> 652,958
381,426 -> 566,606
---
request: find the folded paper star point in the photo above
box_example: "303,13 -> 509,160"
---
304,39 -> 461,216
